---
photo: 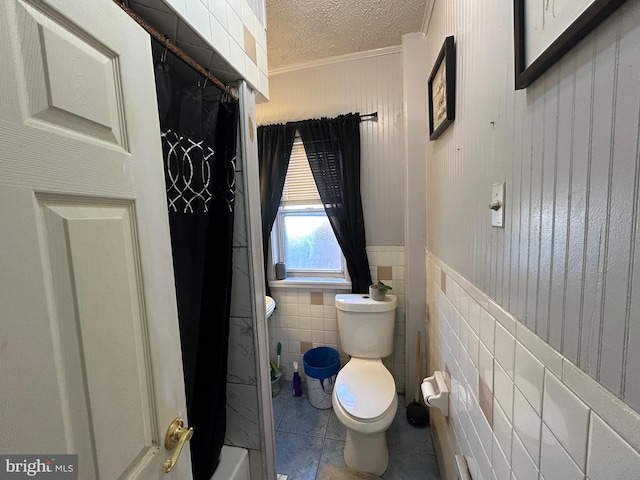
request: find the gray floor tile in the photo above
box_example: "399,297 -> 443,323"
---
387,403 -> 435,454
276,431 -> 324,480
272,390 -> 441,480
325,410 -> 346,441
273,380 -> 294,429
318,438 -> 346,470
382,449 -> 440,479
278,394 -> 331,438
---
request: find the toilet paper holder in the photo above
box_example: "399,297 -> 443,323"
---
421,370 -> 449,417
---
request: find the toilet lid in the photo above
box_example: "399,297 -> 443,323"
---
335,360 -> 395,421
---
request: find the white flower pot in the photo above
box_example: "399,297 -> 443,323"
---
369,285 -> 386,301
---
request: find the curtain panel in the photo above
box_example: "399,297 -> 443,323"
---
257,123 -> 296,295
297,113 -> 372,293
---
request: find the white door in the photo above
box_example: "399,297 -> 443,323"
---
0,0 -> 192,478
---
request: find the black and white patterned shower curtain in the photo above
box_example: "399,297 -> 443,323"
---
155,62 -> 239,480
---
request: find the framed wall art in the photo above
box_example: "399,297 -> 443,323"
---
514,0 -> 627,89
428,36 -> 456,141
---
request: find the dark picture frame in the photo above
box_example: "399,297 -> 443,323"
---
514,0 -> 627,89
428,36 -> 456,141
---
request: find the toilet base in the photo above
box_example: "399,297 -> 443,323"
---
343,429 -> 389,476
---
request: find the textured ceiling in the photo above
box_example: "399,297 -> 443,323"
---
266,0 -> 427,71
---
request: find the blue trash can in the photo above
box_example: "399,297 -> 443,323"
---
303,346 -> 340,409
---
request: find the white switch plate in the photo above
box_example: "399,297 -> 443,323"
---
492,182 -> 505,227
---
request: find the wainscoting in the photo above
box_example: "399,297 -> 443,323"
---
426,251 -> 640,480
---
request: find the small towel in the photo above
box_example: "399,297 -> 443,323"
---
316,464 -> 381,480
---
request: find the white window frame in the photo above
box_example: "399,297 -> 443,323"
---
272,204 -> 348,279
268,132 -> 350,285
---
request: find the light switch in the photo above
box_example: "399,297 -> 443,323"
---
491,182 -> 505,227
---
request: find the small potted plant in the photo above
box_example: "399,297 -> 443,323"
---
369,280 -> 392,301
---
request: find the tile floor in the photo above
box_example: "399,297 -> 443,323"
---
272,381 -> 441,480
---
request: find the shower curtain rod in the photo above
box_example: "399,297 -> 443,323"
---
114,1 -> 239,101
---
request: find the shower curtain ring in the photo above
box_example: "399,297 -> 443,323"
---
161,43 -> 168,63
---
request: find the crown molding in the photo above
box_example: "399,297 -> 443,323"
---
268,45 -> 403,76
422,0 -> 435,34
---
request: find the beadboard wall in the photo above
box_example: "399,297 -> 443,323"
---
267,246 -> 407,394
255,49 -> 405,247
424,0 -> 640,414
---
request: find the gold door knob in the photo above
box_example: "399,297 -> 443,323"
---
162,417 -> 193,474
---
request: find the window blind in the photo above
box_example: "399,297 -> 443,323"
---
281,134 -> 320,205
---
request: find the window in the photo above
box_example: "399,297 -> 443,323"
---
272,135 -> 346,279
278,205 -> 342,272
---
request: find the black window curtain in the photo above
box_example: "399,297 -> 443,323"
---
257,123 -> 296,295
297,113 -> 372,293
155,61 -> 238,480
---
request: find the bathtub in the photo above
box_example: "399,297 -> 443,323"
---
211,446 -> 250,480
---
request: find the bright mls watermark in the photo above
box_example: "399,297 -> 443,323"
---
0,455 -> 77,479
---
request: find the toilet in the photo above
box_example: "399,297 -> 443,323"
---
332,293 -> 398,476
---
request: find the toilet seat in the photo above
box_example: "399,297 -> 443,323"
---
334,358 -> 395,422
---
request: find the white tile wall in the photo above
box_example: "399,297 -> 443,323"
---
494,364 -> 514,421
587,414 -> 640,480
492,437 -> 511,480
163,0 -> 267,97
494,323 -> 515,379
268,246 -> 406,393
267,287 -> 342,383
492,400 -> 512,461
514,343 -> 545,415
542,372 -> 589,469
512,388 -> 541,466
427,251 -> 640,480
539,425 -> 583,480
209,15 -> 231,60
511,433 -> 538,480
207,0 -> 228,28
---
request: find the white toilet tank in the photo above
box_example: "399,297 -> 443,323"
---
335,294 -> 397,358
